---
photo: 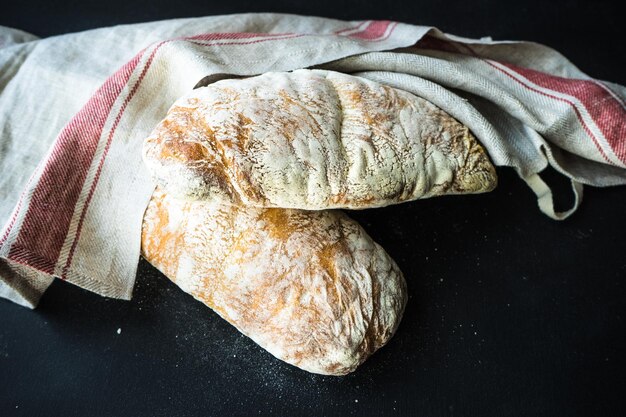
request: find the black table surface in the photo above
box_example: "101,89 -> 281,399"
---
1,1 -> 625,416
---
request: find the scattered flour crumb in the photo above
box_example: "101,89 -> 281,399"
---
117,328 -> 122,335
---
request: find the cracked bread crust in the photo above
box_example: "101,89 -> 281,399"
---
143,69 -> 497,209
141,188 -> 407,376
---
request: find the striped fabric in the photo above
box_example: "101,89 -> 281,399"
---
0,15 -> 624,308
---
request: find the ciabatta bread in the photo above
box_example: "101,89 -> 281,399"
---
143,69 -> 496,209
141,188 -> 407,376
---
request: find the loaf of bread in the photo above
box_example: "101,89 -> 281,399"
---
141,188 -> 407,376
143,69 -> 497,209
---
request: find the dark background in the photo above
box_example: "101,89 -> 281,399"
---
1,1 -> 625,416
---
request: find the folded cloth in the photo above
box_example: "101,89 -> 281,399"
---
0,14 -> 624,308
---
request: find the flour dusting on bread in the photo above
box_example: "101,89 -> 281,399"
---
143,69 -> 497,209
141,188 -> 407,375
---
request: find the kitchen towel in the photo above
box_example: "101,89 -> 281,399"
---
1,14 -> 624,308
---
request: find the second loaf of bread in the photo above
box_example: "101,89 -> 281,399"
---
141,188 -> 407,375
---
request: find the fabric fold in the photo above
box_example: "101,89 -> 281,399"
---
0,15 -> 624,308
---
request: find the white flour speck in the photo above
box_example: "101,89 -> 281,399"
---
117,328 -> 122,335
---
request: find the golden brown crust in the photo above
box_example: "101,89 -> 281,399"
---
141,188 -> 407,375
143,69 -> 497,209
